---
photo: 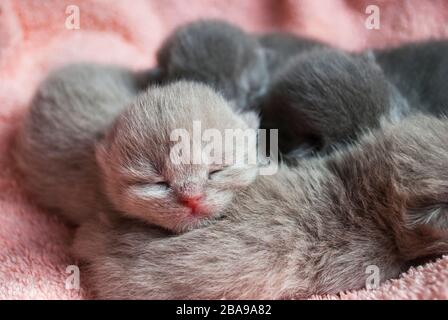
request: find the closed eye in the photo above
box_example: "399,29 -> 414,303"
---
130,181 -> 170,199
131,180 -> 170,190
208,168 -> 223,179
154,181 -> 170,188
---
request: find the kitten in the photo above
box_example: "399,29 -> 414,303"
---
260,48 -> 410,156
14,65 -> 258,232
374,40 -> 448,116
156,19 -> 270,113
96,81 -> 258,233
14,63 -> 142,224
73,114 -> 448,299
257,32 -> 327,77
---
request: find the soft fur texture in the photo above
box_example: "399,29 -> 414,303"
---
3,0 -> 448,300
261,40 -> 448,158
375,40 -> 448,116
258,32 -> 327,77
260,49 -> 410,155
97,81 -> 258,233
14,70 -> 257,232
157,20 -> 270,113
73,115 -> 448,299
14,64 -> 142,224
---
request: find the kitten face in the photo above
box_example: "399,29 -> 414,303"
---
157,19 -> 270,111
96,81 -> 258,233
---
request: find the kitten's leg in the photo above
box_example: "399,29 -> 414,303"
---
327,114 -> 448,261
73,217 -> 314,299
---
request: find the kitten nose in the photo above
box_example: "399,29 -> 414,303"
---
180,194 -> 203,209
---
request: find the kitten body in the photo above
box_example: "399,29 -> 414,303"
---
260,49 -> 410,156
374,40 -> 448,116
74,114 -> 448,299
96,81 -> 258,233
156,19 -> 270,113
15,65 -> 257,231
14,64 -> 142,224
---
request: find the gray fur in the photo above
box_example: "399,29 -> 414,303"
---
260,49 -> 410,155
374,40 -> 448,116
74,114 -> 448,299
13,64 -> 141,224
14,66 -> 257,231
258,32 -> 327,77
156,19 -> 270,112
96,81 -> 258,233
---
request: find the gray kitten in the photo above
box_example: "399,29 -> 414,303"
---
156,19 -> 270,112
73,114 -> 448,299
374,40 -> 448,116
96,81 -> 258,233
14,65 -> 257,232
14,64 -> 141,224
260,49 -> 409,156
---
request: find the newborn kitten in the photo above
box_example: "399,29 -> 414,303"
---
15,65 -> 257,232
260,48 -> 410,156
374,40 -> 448,116
74,114 -> 448,299
14,63 -> 143,224
257,32 -> 327,77
96,81 -> 258,232
156,19 -> 270,112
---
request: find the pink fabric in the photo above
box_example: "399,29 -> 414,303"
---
1,0 -> 447,300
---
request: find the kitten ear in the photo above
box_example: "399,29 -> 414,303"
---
94,128 -> 114,170
95,140 -> 108,170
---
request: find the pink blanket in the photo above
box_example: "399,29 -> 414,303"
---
1,0 -> 447,300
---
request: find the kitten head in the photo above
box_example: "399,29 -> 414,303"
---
157,19 -> 269,111
261,49 -> 399,155
96,81 -> 258,233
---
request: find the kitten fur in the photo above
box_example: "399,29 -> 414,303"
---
156,19 -> 270,113
73,114 -> 448,299
374,40 -> 448,116
258,32 -> 327,77
14,66 -> 257,232
14,64 -> 142,224
96,81 -> 258,233
260,48 -> 410,155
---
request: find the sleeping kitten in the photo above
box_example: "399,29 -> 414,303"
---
14,65 -> 258,232
260,48 -> 410,156
14,64 -> 142,224
156,19 -> 270,113
96,81 -> 258,232
257,32 -> 327,77
374,40 -> 448,116
73,114 -> 448,299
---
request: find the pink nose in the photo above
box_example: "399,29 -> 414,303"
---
180,194 -> 203,209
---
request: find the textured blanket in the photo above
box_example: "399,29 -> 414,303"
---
0,0 -> 447,299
